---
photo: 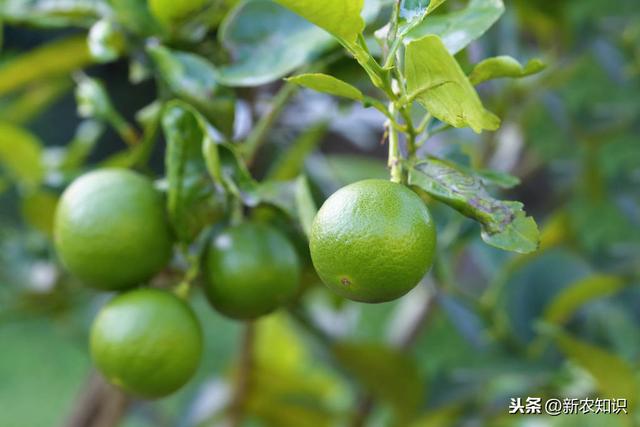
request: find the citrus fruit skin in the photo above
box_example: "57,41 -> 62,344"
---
203,223 -> 301,319
148,0 -> 207,26
90,288 -> 202,399
309,179 -> 436,303
54,169 -> 173,291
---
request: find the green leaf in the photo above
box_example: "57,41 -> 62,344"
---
550,328 -> 638,405
405,35 -> 500,133
401,0 -> 447,27
0,0 -> 105,28
286,73 -> 363,101
406,0 -> 504,55
266,123 -> 327,180
162,102 -> 227,243
333,342 -> 424,421
108,0 -> 163,36
408,158 -> 539,253
21,190 -> 59,236
217,0 -> 334,86
474,168 -> 520,189
0,122 -> 44,189
0,36 -> 92,96
59,120 -> 105,170
469,56 -> 546,85
543,275 -> 626,325
248,314 -> 342,427
147,44 -> 235,137
294,176 -> 317,238
0,78 -> 71,125
253,177 -> 318,237
273,0 -> 365,44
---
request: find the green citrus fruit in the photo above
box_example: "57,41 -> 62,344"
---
90,288 -> 202,399
309,179 -> 437,303
203,222 -> 301,319
148,0 -> 207,26
54,169 -> 173,290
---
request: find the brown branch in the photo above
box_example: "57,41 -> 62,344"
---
61,370 -> 130,427
227,322 -> 256,427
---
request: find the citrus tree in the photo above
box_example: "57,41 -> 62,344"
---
1,0 -> 639,426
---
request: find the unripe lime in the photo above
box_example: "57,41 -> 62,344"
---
90,288 -> 202,398
203,223 -> 301,319
309,179 -> 436,303
54,169 -> 173,290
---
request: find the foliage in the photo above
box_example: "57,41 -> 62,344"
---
0,0 -> 639,426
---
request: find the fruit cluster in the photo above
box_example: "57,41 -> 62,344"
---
54,168 -> 436,398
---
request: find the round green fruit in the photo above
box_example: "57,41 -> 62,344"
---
309,179 -> 437,303
148,0 -> 207,26
203,223 -> 301,319
54,168 -> 173,290
90,288 -> 202,399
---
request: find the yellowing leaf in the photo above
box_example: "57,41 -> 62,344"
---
286,73 -> 364,101
405,35 -> 500,133
0,36 -> 92,96
469,56 -> 546,85
273,0 -> 365,44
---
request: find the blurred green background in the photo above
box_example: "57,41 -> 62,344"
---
0,0 -> 639,426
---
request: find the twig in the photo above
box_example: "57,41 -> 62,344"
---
227,322 -> 256,427
62,370 -> 130,427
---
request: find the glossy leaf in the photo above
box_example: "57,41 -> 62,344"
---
0,36 -> 92,96
409,158 -> 539,253
286,73 -> 364,101
273,0 -> 365,44
162,102 -> 226,243
551,329 -> 638,404
0,0 -> 105,27
217,0 -> 334,87
405,35 -> 500,133
469,56 -> 546,85
406,0 -> 504,55
400,0 -> 447,35
147,44 -> 235,137
401,0 -> 447,20
543,275 -> 626,325
0,122 -> 44,189
333,342 -> 424,421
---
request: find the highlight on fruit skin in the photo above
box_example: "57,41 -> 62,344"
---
309,179 -> 437,303
90,288 -> 203,399
53,168 -> 173,291
203,222 -> 301,320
